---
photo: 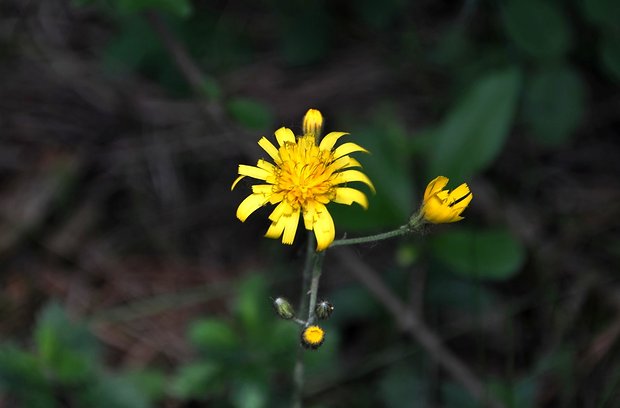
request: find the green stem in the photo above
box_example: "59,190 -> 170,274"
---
307,251 -> 326,324
330,225 -> 410,247
329,213 -> 425,248
292,233 -> 316,408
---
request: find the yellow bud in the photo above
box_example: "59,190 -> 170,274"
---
302,108 -> 324,137
300,325 -> 325,350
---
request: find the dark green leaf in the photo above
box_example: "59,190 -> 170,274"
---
523,64 -> 585,146
79,375 -> 150,408
427,68 -> 521,180
581,0 -> 620,29
226,98 -> 274,131
234,275 -> 270,339
189,318 -> 239,352
0,345 -> 55,408
501,0 -> 572,59
231,380 -> 268,408
431,228 -> 526,280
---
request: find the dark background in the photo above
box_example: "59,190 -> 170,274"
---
1,0 -> 619,407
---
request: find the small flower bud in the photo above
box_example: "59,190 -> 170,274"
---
302,108 -> 324,137
300,325 -> 325,350
314,300 -> 334,320
272,297 -> 295,320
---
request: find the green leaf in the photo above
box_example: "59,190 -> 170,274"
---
226,98 -> 274,131
79,375 -> 150,408
441,382 -> 480,408
600,33 -> 620,83
426,272 -> 498,311
189,318 -> 239,353
123,369 -> 167,402
523,64 -> 585,146
427,68 -> 521,180
431,228 -> 526,280
0,345 -> 55,408
501,0 -> 572,59
234,275 -> 270,339
34,302 -> 99,384
581,0 -> 620,29
170,362 -> 222,399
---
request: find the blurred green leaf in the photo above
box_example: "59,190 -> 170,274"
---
523,64 -> 585,146
501,0 -> 571,59
115,0 -> 192,17
123,369 -> 167,402
600,33 -> 620,83
488,378 -> 536,408
79,374 -> 150,408
35,302 -> 99,384
379,364 -> 429,408
331,107 -> 415,231
431,228 -> 526,280
234,274 -> 270,339
427,68 -> 521,180
189,318 -> 239,353
226,98 -> 274,131
0,345 -> 55,408
329,285 -> 383,324
170,362 -> 222,399
231,380 -> 268,408
581,0 -> 620,29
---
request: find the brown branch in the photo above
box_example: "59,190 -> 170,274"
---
334,248 -> 506,408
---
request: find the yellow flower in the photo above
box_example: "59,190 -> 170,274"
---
421,176 -> 472,223
232,109 -> 374,251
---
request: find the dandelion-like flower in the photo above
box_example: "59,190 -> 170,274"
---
421,176 -> 472,223
232,109 -> 374,251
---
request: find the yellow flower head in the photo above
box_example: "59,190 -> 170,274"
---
300,325 -> 325,349
232,109 -> 374,251
421,176 -> 473,224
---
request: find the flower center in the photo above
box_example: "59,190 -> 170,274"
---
276,135 -> 334,208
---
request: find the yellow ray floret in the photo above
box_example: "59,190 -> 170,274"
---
231,109 -> 374,251
421,176 -> 473,224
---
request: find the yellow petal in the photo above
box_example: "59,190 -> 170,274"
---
333,187 -> 368,209
275,127 -> 296,147
257,159 -> 276,173
238,164 -> 271,181
448,183 -> 471,204
236,194 -> 269,222
281,210 -> 301,245
251,184 -> 273,195
424,176 -> 449,202
231,175 -> 245,191
268,201 -> 290,222
333,169 -> 376,193
258,137 -> 280,162
319,131 -> 349,151
332,142 -> 369,159
313,204 -> 335,251
265,216 -> 286,239
327,156 -> 362,173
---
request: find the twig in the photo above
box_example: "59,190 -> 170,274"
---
334,247 -> 506,408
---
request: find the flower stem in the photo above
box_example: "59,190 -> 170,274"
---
330,225 -> 409,247
307,251 -> 325,324
292,233 -> 316,408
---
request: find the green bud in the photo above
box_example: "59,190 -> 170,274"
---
273,297 -> 295,320
315,300 -> 334,320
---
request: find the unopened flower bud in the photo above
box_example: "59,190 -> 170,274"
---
315,300 -> 334,320
272,297 -> 295,320
302,108 -> 324,137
